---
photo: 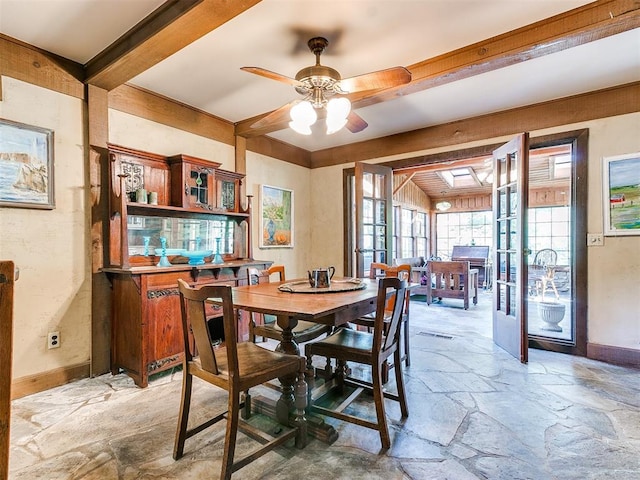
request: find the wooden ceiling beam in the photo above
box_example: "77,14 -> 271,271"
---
85,0 -> 262,90
393,172 -> 416,195
395,157 -> 492,176
235,0 -> 640,138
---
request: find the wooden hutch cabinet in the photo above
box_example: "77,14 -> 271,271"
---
102,145 -> 270,388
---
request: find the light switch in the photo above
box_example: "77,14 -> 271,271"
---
587,233 -> 604,246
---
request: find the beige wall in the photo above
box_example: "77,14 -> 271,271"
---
109,110 -> 236,171
309,113 -> 640,351
246,152 -> 311,279
0,76 -> 90,379
579,113 -> 640,349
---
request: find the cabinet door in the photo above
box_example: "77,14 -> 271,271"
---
183,164 -> 216,210
216,172 -> 242,212
145,288 -> 184,371
169,159 -> 217,210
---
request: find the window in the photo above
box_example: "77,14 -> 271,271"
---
415,212 -> 427,257
401,208 -> 413,256
435,211 -> 492,259
393,207 -> 428,258
528,206 -> 570,265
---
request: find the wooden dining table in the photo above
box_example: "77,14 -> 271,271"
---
208,276 -> 386,443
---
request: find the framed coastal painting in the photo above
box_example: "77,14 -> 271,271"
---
260,184 -> 294,248
0,119 -> 54,209
602,152 -> 640,236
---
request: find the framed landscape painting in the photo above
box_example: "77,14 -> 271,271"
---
602,152 -> 640,236
0,119 -> 54,209
260,184 -> 294,248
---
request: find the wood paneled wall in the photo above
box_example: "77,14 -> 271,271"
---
431,194 -> 492,213
393,176 -> 430,210
529,186 -> 571,207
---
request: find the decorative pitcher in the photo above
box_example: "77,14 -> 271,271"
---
308,266 -> 336,288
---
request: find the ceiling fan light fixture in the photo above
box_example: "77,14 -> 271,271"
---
289,120 -> 313,135
326,97 -> 351,134
289,100 -> 317,134
327,97 -> 351,117
290,100 -> 316,123
326,117 -> 348,135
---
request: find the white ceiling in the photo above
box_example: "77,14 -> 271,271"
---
1,0 -> 638,152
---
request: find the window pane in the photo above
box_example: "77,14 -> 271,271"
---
374,174 -> 384,198
376,200 -> 386,223
363,198 -> 373,223
401,209 -> 412,235
363,173 -> 374,197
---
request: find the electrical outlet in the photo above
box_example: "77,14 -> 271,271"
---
47,331 -> 60,349
586,233 -> 604,246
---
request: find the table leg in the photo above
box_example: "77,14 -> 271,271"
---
275,314 -> 299,354
251,314 -> 339,443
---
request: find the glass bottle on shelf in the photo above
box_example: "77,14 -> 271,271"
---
157,237 -> 172,267
213,237 -> 224,264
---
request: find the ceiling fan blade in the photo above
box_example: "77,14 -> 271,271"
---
345,111 -> 368,133
250,100 -> 297,130
339,67 -> 411,93
241,67 -> 304,87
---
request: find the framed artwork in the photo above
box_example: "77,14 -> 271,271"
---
602,152 -> 640,236
260,184 -> 294,248
0,119 -> 54,209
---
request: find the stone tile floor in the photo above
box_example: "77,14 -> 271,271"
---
9,292 -> 640,479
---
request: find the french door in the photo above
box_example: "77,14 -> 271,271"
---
353,162 -> 393,278
492,133 -> 529,363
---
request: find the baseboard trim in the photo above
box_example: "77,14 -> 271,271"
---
588,343 -> 640,368
11,362 -> 91,400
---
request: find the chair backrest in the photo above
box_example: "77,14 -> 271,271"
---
534,249 -> 557,267
368,263 -> 410,279
177,279 -> 238,379
373,277 -> 407,355
368,263 -> 410,311
427,260 -> 469,289
267,265 -> 286,281
368,262 -> 390,279
247,265 -> 286,285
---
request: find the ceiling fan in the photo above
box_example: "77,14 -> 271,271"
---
241,37 -> 412,135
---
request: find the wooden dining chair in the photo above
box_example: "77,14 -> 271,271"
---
351,262 -> 412,382
305,277 -> 408,450
173,279 -> 307,480
247,265 -> 331,345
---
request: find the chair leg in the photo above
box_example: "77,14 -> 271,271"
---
249,313 -> 256,343
372,362 -> 390,450
294,369 -> 308,448
221,389 -> 240,480
381,361 -> 390,384
403,316 -> 410,367
335,359 -> 347,393
242,389 -> 252,419
394,350 -> 409,418
173,369 -> 193,460
305,353 -> 314,377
